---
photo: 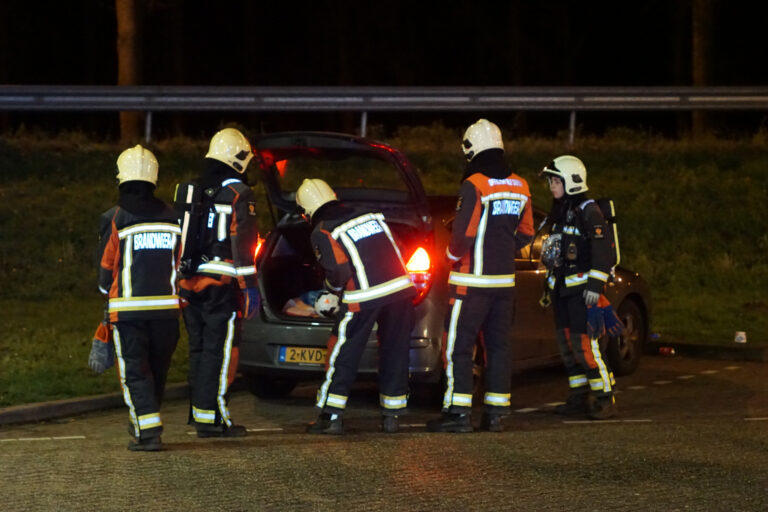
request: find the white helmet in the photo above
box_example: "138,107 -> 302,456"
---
206,127 -> 253,173
296,178 -> 337,219
541,155 -> 588,195
116,144 -> 158,186
462,119 -> 504,161
314,291 -> 340,317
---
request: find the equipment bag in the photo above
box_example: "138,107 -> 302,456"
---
174,181 -> 226,276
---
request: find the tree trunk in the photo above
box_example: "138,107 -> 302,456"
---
115,0 -> 144,143
691,0 -> 713,138
0,1 -> 9,133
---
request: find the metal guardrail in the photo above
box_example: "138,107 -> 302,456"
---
2,85 -> 767,141
2,85 -> 768,111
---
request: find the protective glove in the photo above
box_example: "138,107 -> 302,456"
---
586,305 -> 606,339
603,303 -> 626,337
88,322 -> 115,374
583,289 -> 600,307
242,287 -> 260,320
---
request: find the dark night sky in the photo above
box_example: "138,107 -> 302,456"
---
5,1 -> 767,87
2,1 -> 767,136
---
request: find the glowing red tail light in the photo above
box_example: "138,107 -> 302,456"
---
406,246 -> 432,304
253,235 -> 265,262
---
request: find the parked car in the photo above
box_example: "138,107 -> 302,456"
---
239,132 -> 651,398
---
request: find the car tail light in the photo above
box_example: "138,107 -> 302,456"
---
253,235 -> 265,263
406,247 -> 432,305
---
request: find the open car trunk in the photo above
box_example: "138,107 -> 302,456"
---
259,213 -> 429,323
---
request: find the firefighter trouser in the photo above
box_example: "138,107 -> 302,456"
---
442,294 -> 515,415
316,297 -> 415,417
553,293 -> 614,398
182,282 -> 240,430
113,319 -> 179,440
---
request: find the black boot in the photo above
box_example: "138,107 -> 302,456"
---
426,412 -> 473,433
381,415 -> 399,434
479,413 -> 504,432
554,392 -> 591,416
307,413 -> 344,435
197,424 -> 247,438
128,436 -> 162,451
587,395 -> 617,420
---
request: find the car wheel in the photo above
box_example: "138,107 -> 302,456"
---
242,373 -> 297,399
606,299 -> 646,376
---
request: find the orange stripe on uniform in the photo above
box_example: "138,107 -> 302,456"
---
581,334 -> 598,368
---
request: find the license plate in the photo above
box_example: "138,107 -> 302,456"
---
279,346 -> 327,366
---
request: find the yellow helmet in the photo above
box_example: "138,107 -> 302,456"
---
462,119 -> 504,161
205,127 -> 253,173
296,179 -> 337,219
541,155 -> 588,195
116,144 -> 158,186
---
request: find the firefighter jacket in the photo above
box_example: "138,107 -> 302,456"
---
182,161 -> 260,291
447,149 -> 534,298
547,196 -> 613,298
310,201 -> 416,312
98,183 -> 181,322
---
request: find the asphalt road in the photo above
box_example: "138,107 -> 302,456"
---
1,355 -> 767,511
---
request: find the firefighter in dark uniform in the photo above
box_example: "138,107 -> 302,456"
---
539,155 -> 616,420
296,179 -> 416,435
179,128 -> 260,437
95,145 -> 181,451
427,119 -> 534,433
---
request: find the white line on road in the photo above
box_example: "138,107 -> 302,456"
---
677,375 -> 695,379
401,423 -> 426,428
700,370 -> 719,374
546,402 -> 565,407
622,419 -> 653,423
514,408 -> 539,413
724,366 -> 741,370
653,380 -> 673,385
0,439 -> 18,442
744,417 -> 768,421
563,419 -> 622,424
627,385 -> 646,390
247,428 -> 284,432
18,437 -> 52,441
53,436 -> 86,440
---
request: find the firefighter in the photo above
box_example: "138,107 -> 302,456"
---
179,128 -> 260,437
427,119 -> 534,433
539,155 -> 617,420
94,145 -> 181,451
296,179 -> 416,435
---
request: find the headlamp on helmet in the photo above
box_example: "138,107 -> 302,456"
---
541,155 -> 588,195
206,127 -> 253,173
296,178 -> 337,220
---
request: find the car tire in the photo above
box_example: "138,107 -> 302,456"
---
242,373 -> 297,399
606,298 -> 646,376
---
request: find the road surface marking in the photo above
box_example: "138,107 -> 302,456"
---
18,437 -> 52,441
724,366 -> 741,370
744,417 -> 768,422
0,439 -> 18,443
401,423 -> 426,428
627,385 -> 646,390
53,436 -> 85,440
247,428 -> 283,432
700,370 -> 719,374
514,407 -> 539,413
677,375 -> 695,379
653,380 -> 673,385
622,419 -> 653,423
563,420 -> 622,424
546,402 -> 565,407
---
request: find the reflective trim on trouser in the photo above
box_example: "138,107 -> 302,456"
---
448,393 -> 473,408
215,312 -> 237,427
137,413 -> 163,430
484,392 -> 511,407
192,406 -> 216,424
183,284 -> 240,428
112,327 -> 139,436
325,393 -> 348,409
316,311 -> 355,412
569,374 -> 588,389
380,394 -> 407,410
442,299 -> 464,411
113,319 -> 178,439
